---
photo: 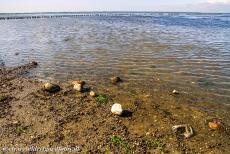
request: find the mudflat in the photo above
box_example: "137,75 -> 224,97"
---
0,63 -> 229,153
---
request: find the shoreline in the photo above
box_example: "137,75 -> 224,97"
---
0,63 -> 230,153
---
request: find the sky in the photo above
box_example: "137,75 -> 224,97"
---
0,0 -> 230,13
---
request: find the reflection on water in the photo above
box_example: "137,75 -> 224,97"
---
0,13 -> 229,104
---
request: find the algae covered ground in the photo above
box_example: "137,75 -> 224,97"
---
0,63 -> 230,153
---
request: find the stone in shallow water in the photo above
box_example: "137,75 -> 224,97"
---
31,61 -> 38,66
197,78 -> 215,87
111,76 -> 122,84
15,52 -> 19,56
44,83 -> 60,92
172,89 -> 179,94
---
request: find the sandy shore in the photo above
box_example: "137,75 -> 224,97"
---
0,63 -> 230,153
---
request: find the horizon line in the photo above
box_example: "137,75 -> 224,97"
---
0,11 -> 230,14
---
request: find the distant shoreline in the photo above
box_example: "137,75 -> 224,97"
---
1,11 -> 230,15
1,11 -> 229,20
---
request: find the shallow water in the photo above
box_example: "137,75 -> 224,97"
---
0,12 -> 229,104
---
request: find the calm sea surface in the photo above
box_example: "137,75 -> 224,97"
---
0,12 -> 229,104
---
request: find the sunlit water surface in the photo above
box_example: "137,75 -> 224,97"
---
0,12 -> 229,104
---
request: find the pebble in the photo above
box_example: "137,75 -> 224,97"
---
72,80 -> 85,92
144,94 -> 151,98
208,121 -> 221,130
111,76 -> 122,84
12,121 -> 19,124
89,91 -> 96,97
31,61 -> 38,66
173,89 -> 179,94
44,83 -> 60,92
111,103 -> 123,115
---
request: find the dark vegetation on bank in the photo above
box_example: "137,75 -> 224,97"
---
0,62 -> 230,153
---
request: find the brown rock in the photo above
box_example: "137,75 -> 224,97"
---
208,121 -> 221,130
31,61 -> 38,66
111,76 -> 122,84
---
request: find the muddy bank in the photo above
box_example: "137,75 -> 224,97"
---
0,63 -> 230,153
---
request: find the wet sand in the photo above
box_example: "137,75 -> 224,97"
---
0,63 -> 230,153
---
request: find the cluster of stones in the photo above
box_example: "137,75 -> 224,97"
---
43,76 -> 123,116
43,75 -> 223,140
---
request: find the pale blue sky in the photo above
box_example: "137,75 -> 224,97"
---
0,0 -> 230,13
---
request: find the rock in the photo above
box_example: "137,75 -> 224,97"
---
172,124 -> 194,138
31,61 -> 38,66
208,121 -> 221,130
64,37 -> 71,41
44,83 -> 60,92
15,52 -> 19,56
72,80 -> 85,92
111,76 -> 122,84
111,103 -> 123,115
89,91 -> 96,97
172,89 -> 179,94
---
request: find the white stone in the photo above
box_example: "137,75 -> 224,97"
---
111,103 -> 123,115
74,84 -> 82,91
89,91 -> 96,97
173,89 -> 179,94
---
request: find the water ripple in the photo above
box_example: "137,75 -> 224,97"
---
0,13 -> 229,104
